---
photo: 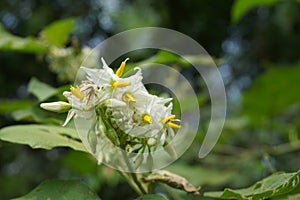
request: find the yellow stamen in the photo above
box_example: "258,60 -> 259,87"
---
122,92 -> 135,102
142,114 -> 152,124
116,58 -> 130,77
169,122 -> 180,129
111,80 -> 131,89
162,115 -> 176,124
70,86 -> 84,100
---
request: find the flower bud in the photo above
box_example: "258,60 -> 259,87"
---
147,138 -> 157,146
40,101 -> 71,113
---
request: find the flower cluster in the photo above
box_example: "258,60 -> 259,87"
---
41,58 -> 180,147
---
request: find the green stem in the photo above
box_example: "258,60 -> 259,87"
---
96,103 -> 148,194
121,151 -> 148,195
119,171 -> 144,195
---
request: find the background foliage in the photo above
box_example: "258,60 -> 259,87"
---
0,0 -> 300,199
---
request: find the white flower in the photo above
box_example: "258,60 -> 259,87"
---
41,57 -> 180,147
81,58 -> 139,91
62,82 -> 109,126
111,67 -> 147,100
110,89 -> 180,143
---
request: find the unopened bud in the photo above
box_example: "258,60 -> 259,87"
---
147,138 -> 157,146
40,101 -> 71,113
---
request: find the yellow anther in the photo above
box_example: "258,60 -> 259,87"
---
122,92 -> 135,102
142,114 -> 152,124
111,80 -> 131,89
162,115 -> 180,129
162,115 -> 176,124
169,122 -> 180,129
70,86 -> 84,100
116,58 -> 130,77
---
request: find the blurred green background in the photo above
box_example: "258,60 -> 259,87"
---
0,0 -> 300,199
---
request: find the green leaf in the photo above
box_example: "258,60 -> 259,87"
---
125,50 -> 223,74
136,194 -> 167,200
40,18 -> 75,47
243,63 -> 300,124
0,23 -> 48,53
0,125 -> 87,152
151,50 -> 188,65
0,99 -> 34,114
13,179 -> 101,200
63,151 -> 97,174
204,171 -> 300,199
28,77 -> 58,102
231,0 -> 279,23
11,106 -> 63,124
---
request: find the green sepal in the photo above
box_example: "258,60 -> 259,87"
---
96,104 -> 120,146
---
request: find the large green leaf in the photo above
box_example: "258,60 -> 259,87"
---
13,179 -> 101,200
0,23 -> 48,53
40,18 -> 75,47
205,171 -> 300,199
136,194 -> 167,200
0,125 -> 87,152
243,63 -> 300,124
28,77 -> 58,102
231,0 -> 279,23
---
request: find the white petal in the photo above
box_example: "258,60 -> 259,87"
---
101,57 -> 115,76
101,57 -> 109,68
62,109 -> 76,126
105,99 -> 127,107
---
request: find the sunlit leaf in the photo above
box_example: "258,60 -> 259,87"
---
28,77 -> 57,102
40,18 -> 75,47
0,125 -> 87,152
151,50 -> 189,66
243,63 -> 300,124
12,179 -> 101,200
204,171 -> 300,199
231,0 -> 279,23
0,23 -> 48,53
